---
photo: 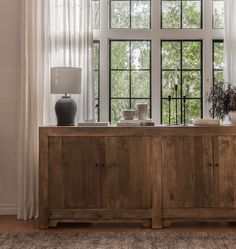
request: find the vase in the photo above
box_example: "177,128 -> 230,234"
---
229,111 -> 236,125
137,103 -> 148,120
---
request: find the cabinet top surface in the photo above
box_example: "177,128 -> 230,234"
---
39,125 -> 236,137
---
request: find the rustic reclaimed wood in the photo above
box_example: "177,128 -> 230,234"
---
213,136 -> 236,208
101,137 -> 152,209
39,126 -> 236,229
162,136 -> 213,208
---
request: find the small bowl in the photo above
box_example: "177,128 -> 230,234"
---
121,109 -> 135,120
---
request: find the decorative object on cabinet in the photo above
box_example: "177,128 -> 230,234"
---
206,82 -> 236,123
121,109 -> 136,120
137,103 -> 148,120
193,119 -> 220,127
51,67 -> 81,126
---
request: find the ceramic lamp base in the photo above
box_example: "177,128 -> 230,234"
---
55,96 -> 77,126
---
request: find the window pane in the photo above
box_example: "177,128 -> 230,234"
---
161,40 -> 202,124
162,1 -> 181,29
182,1 -> 201,28
131,71 -> 150,98
111,71 -> 130,98
111,1 -> 130,28
111,99 -> 130,123
182,41 -> 201,69
162,42 -> 181,69
110,0 -> 151,29
214,71 -> 223,85
182,71 -> 201,98
213,0 -> 224,29
162,0 -> 202,29
93,42 -> 100,121
111,41 -> 130,69
214,42 -> 224,70
94,71 -> 99,98
162,99 -> 182,125
110,40 -> 151,123
162,70 -> 181,98
213,41 -> 224,87
184,99 -> 201,124
131,41 -> 150,69
92,0 -> 100,29
131,1 -> 151,29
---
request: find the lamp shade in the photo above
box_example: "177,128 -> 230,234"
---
51,67 -> 82,94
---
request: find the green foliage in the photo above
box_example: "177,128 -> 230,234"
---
213,0 -> 224,29
92,1 -> 224,124
162,0 -> 201,29
110,0 -> 151,29
110,41 -> 151,123
161,41 -> 202,125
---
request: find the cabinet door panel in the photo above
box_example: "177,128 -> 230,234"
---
101,137 -> 152,209
214,136 -> 236,208
162,136 -> 213,208
48,136 -> 103,209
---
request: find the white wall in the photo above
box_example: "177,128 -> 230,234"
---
0,0 -> 20,214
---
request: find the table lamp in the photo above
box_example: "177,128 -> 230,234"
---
51,67 -> 81,126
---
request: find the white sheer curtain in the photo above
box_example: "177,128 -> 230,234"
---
224,0 -> 236,85
47,0 -> 94,123
18,0 -> 93,219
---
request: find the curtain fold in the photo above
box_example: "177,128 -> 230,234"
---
17,0 -> 93,219
224,0 -> 236,85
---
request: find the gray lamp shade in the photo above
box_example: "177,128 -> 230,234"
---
51,67 -> 82,94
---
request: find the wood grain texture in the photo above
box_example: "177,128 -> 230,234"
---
152,137 -> 162,228
39,130 -> 49,229
162,136 -> 213,209
101,137 -> 152,209
213,136 -> 236,208
39,126 -> 236,229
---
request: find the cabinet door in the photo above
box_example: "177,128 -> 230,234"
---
213,136 -> 236,208
162,136 -> 213,208
48,136 -> 103,209
101,137 -> 152,209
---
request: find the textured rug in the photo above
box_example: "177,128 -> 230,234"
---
0,232 -> 236,249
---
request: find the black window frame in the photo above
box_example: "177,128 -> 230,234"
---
109,39 -> 152,123
161,0 -> 203,29
109,0 -> 152,29
160,39 -> 203,125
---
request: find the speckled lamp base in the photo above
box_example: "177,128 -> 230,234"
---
55,96 -> 77,126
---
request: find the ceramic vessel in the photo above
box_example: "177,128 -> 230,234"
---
137,103 -> 148,120
121,109 -> 135,120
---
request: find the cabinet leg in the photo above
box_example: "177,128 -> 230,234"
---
152,209 -> 162,229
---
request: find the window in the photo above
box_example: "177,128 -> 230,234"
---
161,0 -> 202,29
92,0 -> 100,29
93,1 -> 224,124
93,41 -> 100,121
110,0 -> 151,29
213,40 -> 224,86
213,0 -> 224,29
161,40 -> 202,124
110,40 -> 151,123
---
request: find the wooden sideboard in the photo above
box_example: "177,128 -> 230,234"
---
39,126 -> 236,229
